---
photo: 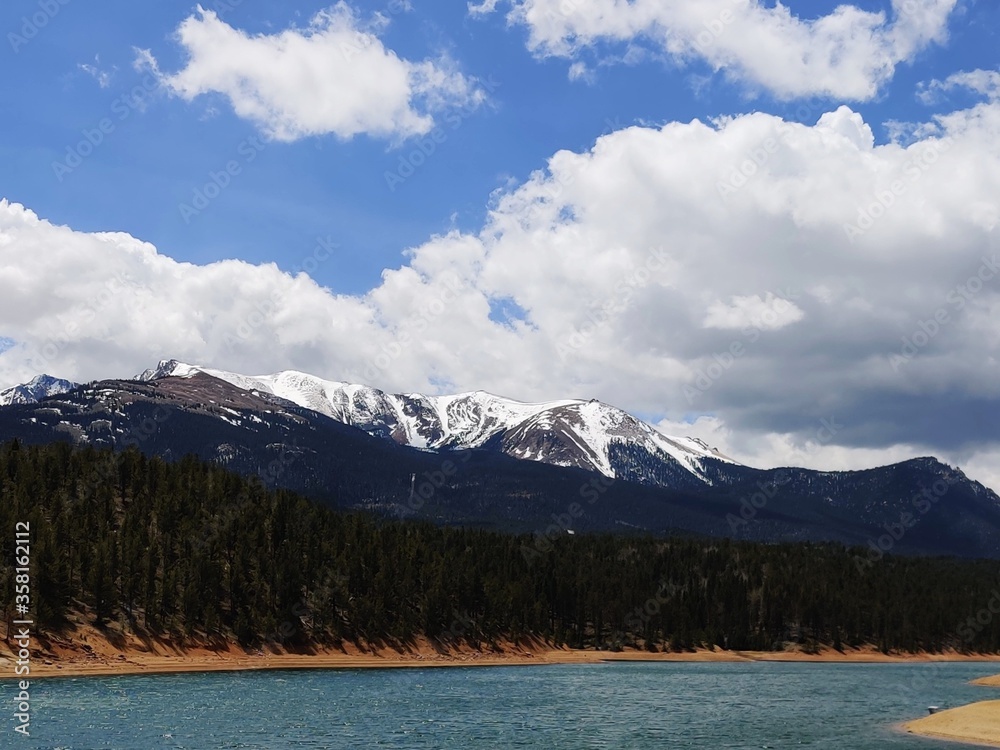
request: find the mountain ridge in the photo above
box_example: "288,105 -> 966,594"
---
0,373 -> 78,406
0,365 -> 999,557
2,359 -> 999,559
135,358 -> 736,487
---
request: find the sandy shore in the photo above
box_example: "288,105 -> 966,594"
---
0,639 -> 748,679
4,616 -> 1000,680
905,701 -> 1000,748
900,670 -> 1000,747
0,645 -> 748,679
4,632 -> 1000,680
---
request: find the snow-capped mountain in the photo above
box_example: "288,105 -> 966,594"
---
0,374 -> 78,406
137,359 -> 735,486
3,362 -> 1000,557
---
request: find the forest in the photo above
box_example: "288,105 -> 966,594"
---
2,439 -> 999,654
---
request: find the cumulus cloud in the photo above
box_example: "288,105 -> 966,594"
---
474,0 -> 957,100
919,68 -> 1000,104
2,98 -> 1000,490
139,3 -> 485,142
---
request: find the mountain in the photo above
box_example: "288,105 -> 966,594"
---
0,372 -> 739,536
0,374 -> 78,406
1,360 -> 999,558
138,359 -> 734,489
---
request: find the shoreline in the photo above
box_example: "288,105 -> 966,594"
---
896,720 -> 1000,750
901,671 -> 1000,748
5,642 -> 1000,680
11,629 -> 1000,748
11,636 -> 1000,747
903,701 -> 1000,749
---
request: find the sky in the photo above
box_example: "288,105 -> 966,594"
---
1,0 -> 999,490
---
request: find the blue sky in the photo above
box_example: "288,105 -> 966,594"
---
2,0 -> 1000,488
3,0 -> 996,295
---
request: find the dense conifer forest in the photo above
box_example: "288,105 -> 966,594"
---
2,440 -> 999,654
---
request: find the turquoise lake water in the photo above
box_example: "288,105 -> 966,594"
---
8,661 -> 1000,748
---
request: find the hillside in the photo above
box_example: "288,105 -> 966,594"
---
3,441 -> 1000,659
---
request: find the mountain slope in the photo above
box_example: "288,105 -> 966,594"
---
0,374 -> 78,406
2,367 -> 1000,558
0,373 -> 748,536
137,359 -> 733,487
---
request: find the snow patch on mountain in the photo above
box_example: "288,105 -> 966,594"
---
134,359 -> 737,484
0,374 -> 79,406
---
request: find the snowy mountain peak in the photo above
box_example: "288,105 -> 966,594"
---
0,374 -> 79,407
137,359 -> 193,381
134,360 -> 737,485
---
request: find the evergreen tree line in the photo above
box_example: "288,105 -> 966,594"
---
2,440 -> 999,653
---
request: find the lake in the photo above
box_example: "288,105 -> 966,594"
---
12,661 -> 999,748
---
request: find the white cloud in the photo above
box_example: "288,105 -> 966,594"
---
474,0 -> 958,100
815,106 -> 875,150
468,0 -> 501,16
2,99 -> 1000,490
919,68 -> 1000,105
79,56 -> 115,89
703,293 -> 803,331
140,3 -> 485,142
567,61 -> 592,83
